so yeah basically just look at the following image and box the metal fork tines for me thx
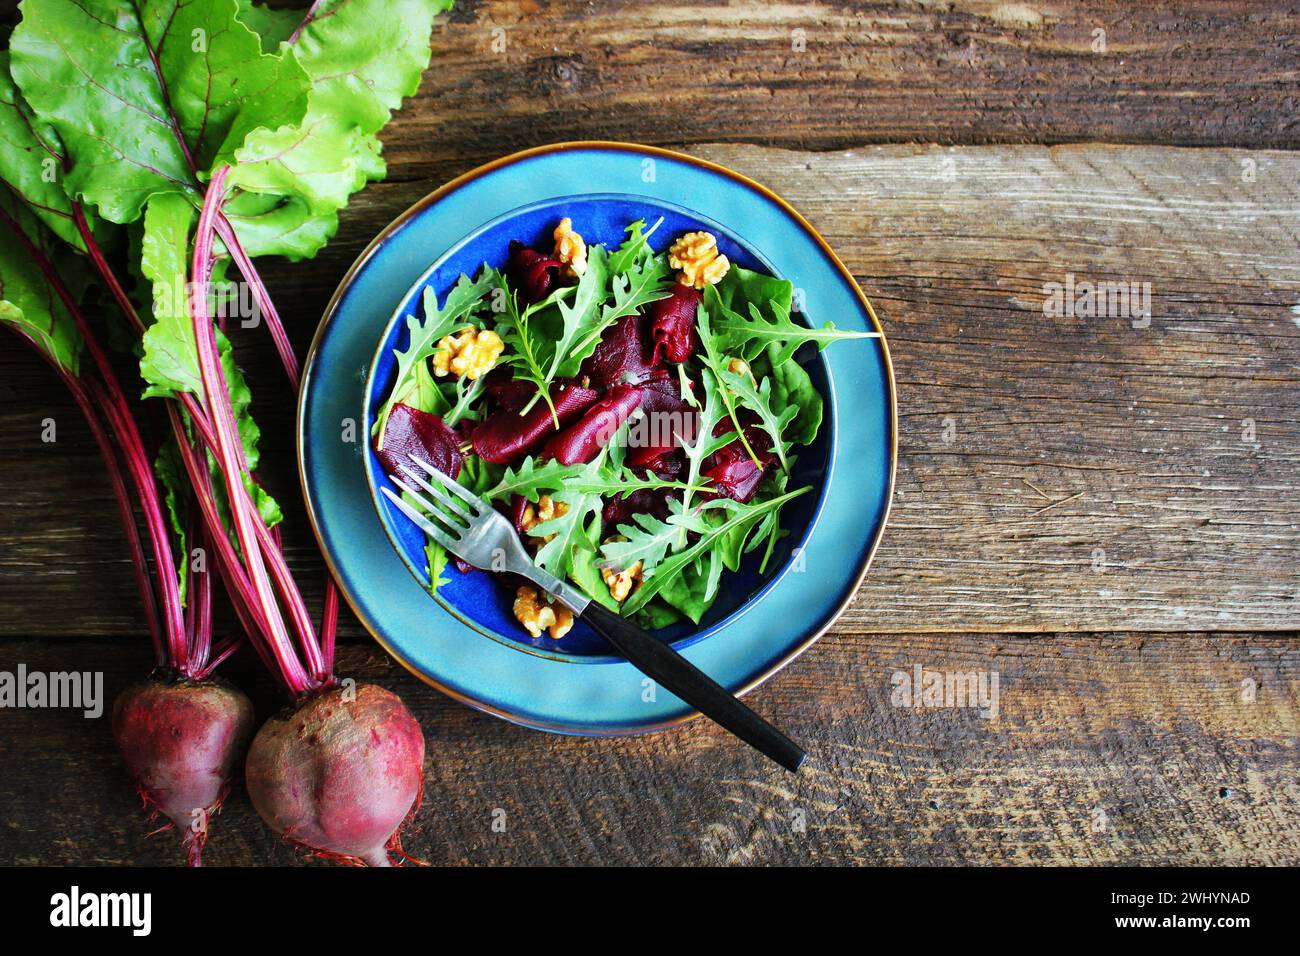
[380,456,589,613]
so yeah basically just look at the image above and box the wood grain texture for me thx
[0,632,1294,865]
[8,0,1291,156]
[386,0,1300,168]
[3,144,1297,634]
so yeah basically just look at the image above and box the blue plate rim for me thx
[295,141,899,734]
[360,191,840,663]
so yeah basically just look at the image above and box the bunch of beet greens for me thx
[0,0,453,866]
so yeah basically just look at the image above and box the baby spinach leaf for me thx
[760,343,822,446]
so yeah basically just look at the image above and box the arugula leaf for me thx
[529,484,602,583]
[607,216,663,275]
[484,456,585,504]
[569,548,621,611]
[562,250,672,374]
[374,269,495,439]
[719,365,797,470]
[705,284,877,366]
[0,187,83,373]
[620,487,813,616]
[547,243,611,380]
[10,0,311,223]
[600,503,709,578]
[678,366,729,520]
[697,304,761,467]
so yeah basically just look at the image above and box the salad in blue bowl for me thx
[365,198,875,660]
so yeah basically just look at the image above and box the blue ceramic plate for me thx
[298,143,896,734]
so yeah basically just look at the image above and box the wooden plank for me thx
[2,144,1297,635]
[4,0,1292,153]
[382,0,1300,168]
[0,631,1294,865]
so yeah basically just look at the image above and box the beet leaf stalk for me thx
[0,192,254,865]
[1,0,454,865]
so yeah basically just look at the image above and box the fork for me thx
[381,455,807,773]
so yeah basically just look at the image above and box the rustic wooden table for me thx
[1,1,1297,866]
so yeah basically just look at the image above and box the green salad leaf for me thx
[705,283,878,366]
[10,0,311,223]
[607,216,663,275]
[375,269,496,440]
[621,487,813,617]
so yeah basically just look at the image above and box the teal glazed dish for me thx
[298,143,897,734]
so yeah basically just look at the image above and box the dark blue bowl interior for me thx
[365,194,834,661]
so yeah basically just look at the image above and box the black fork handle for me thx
[581,603,807,773]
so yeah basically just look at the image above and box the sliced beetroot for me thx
[648,284,702,364]
[701,415,778,503]
[603,485,675,528]
[579,312,658,389]
[542,384,645,465]
[626,370,696,465]
[482,366,535,413]
[471,380,599,464]
[378,403,463,479]
[507,239,562,304]
[510,493,530,534]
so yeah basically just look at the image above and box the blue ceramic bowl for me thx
[299,143,895,734]
[363,197,834,660]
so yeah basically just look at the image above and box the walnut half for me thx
[668,231,730,289]
[513,585,574,640]
[432,325,504,381]
[553,217,588,277]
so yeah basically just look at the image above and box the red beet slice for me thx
[579,312,658,389]
[377,403,463,479]
[700,415,777,503]
[471,380,599,464]
[542,384,645,465]
[482,366,535,413]
[648,284,702,364]
[507,240,563,304]
[603,485,675,528]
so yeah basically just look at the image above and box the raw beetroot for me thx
[245,683,425,867]
[113,676,254,866]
